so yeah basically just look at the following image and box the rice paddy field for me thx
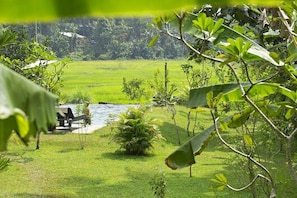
[60,59,215,104]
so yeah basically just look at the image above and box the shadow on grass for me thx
[46,130,71,135]
[11,193,65,198]
[100,151,154,161]
[56,167,242,197]
[4,151,34,164]
[159,121,190,146]
[58,148,84,153]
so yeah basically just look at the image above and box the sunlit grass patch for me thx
[60,59,194,104]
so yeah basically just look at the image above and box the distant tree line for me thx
[0,17,188,60]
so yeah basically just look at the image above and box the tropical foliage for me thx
[113,106,161,155]
[150,3,297,197]
[0,0,297,197]
[0,26,67,151]
[0,29,69,96]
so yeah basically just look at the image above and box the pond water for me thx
[60,104,138,128]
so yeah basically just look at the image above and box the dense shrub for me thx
[113,106,160,155]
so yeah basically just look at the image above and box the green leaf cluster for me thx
[219,38,254,61]
[122,77,145,100]
[113,106,161,155]
[192,13,224,42]
[150,170,167,198]
[211,174,227,191]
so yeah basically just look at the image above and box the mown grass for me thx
[0,106,236,197]
[1,106,295,197]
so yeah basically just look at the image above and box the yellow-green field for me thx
[60,59,200,104]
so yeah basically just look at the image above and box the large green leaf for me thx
[0,0,293,23]
[214,24,284,66]
[222,83,280,102]
[227,108,253,128]
[277,86,297,102]
[222,83,297,103]
[0,64,57,150]
[165,125,215,170]
[188,83,247,108]
[188,82,293,109]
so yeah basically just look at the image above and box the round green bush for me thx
[113,106,160,155]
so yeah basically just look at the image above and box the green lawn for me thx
[1,106,245,197]
[1,106,294,197]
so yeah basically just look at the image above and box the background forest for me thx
[0,17,188,60]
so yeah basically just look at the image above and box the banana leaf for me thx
[166,101,272,170]
[165,125,215,170]
[188,82,293,109]
[0,64,57,151]
[172,83,295,170]
[188,83,248,108]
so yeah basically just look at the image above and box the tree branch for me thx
[163,12,289,140]
[226,174,271,192]
[211,111,276,196]
[225,63,288,139]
